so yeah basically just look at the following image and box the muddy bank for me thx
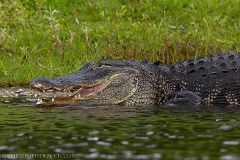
[0,87,52,98]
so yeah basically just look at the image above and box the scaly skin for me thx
[30,51,240,106]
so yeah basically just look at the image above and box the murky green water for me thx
[0,98,240,160]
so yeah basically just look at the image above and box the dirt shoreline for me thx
[0,87,46,98]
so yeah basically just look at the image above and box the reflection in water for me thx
[0,98,240,159]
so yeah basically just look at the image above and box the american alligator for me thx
[30,52,240,106]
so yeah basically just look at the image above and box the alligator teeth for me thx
[36,98,43,105]
[74,94,80,98]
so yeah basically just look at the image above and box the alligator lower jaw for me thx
[35,79,110,105]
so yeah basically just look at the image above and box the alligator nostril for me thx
[30,83,46,91]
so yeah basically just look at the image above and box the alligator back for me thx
[169,52,240,105]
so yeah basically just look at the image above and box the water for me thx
[0,98,240,160]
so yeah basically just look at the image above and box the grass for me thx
[0,0,240,86]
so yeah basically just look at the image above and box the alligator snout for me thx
[30,77,62,91]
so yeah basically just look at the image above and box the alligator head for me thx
[30,61,158,105]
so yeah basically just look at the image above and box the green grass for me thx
[0,0,240,86]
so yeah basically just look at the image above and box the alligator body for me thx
[30,52,240,106]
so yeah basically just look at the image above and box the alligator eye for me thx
[99,64,112,68]
[91,64,97,71]
[96,62,112,68]
[91,62,112,71]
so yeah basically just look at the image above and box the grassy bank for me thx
[0,0,240,86]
